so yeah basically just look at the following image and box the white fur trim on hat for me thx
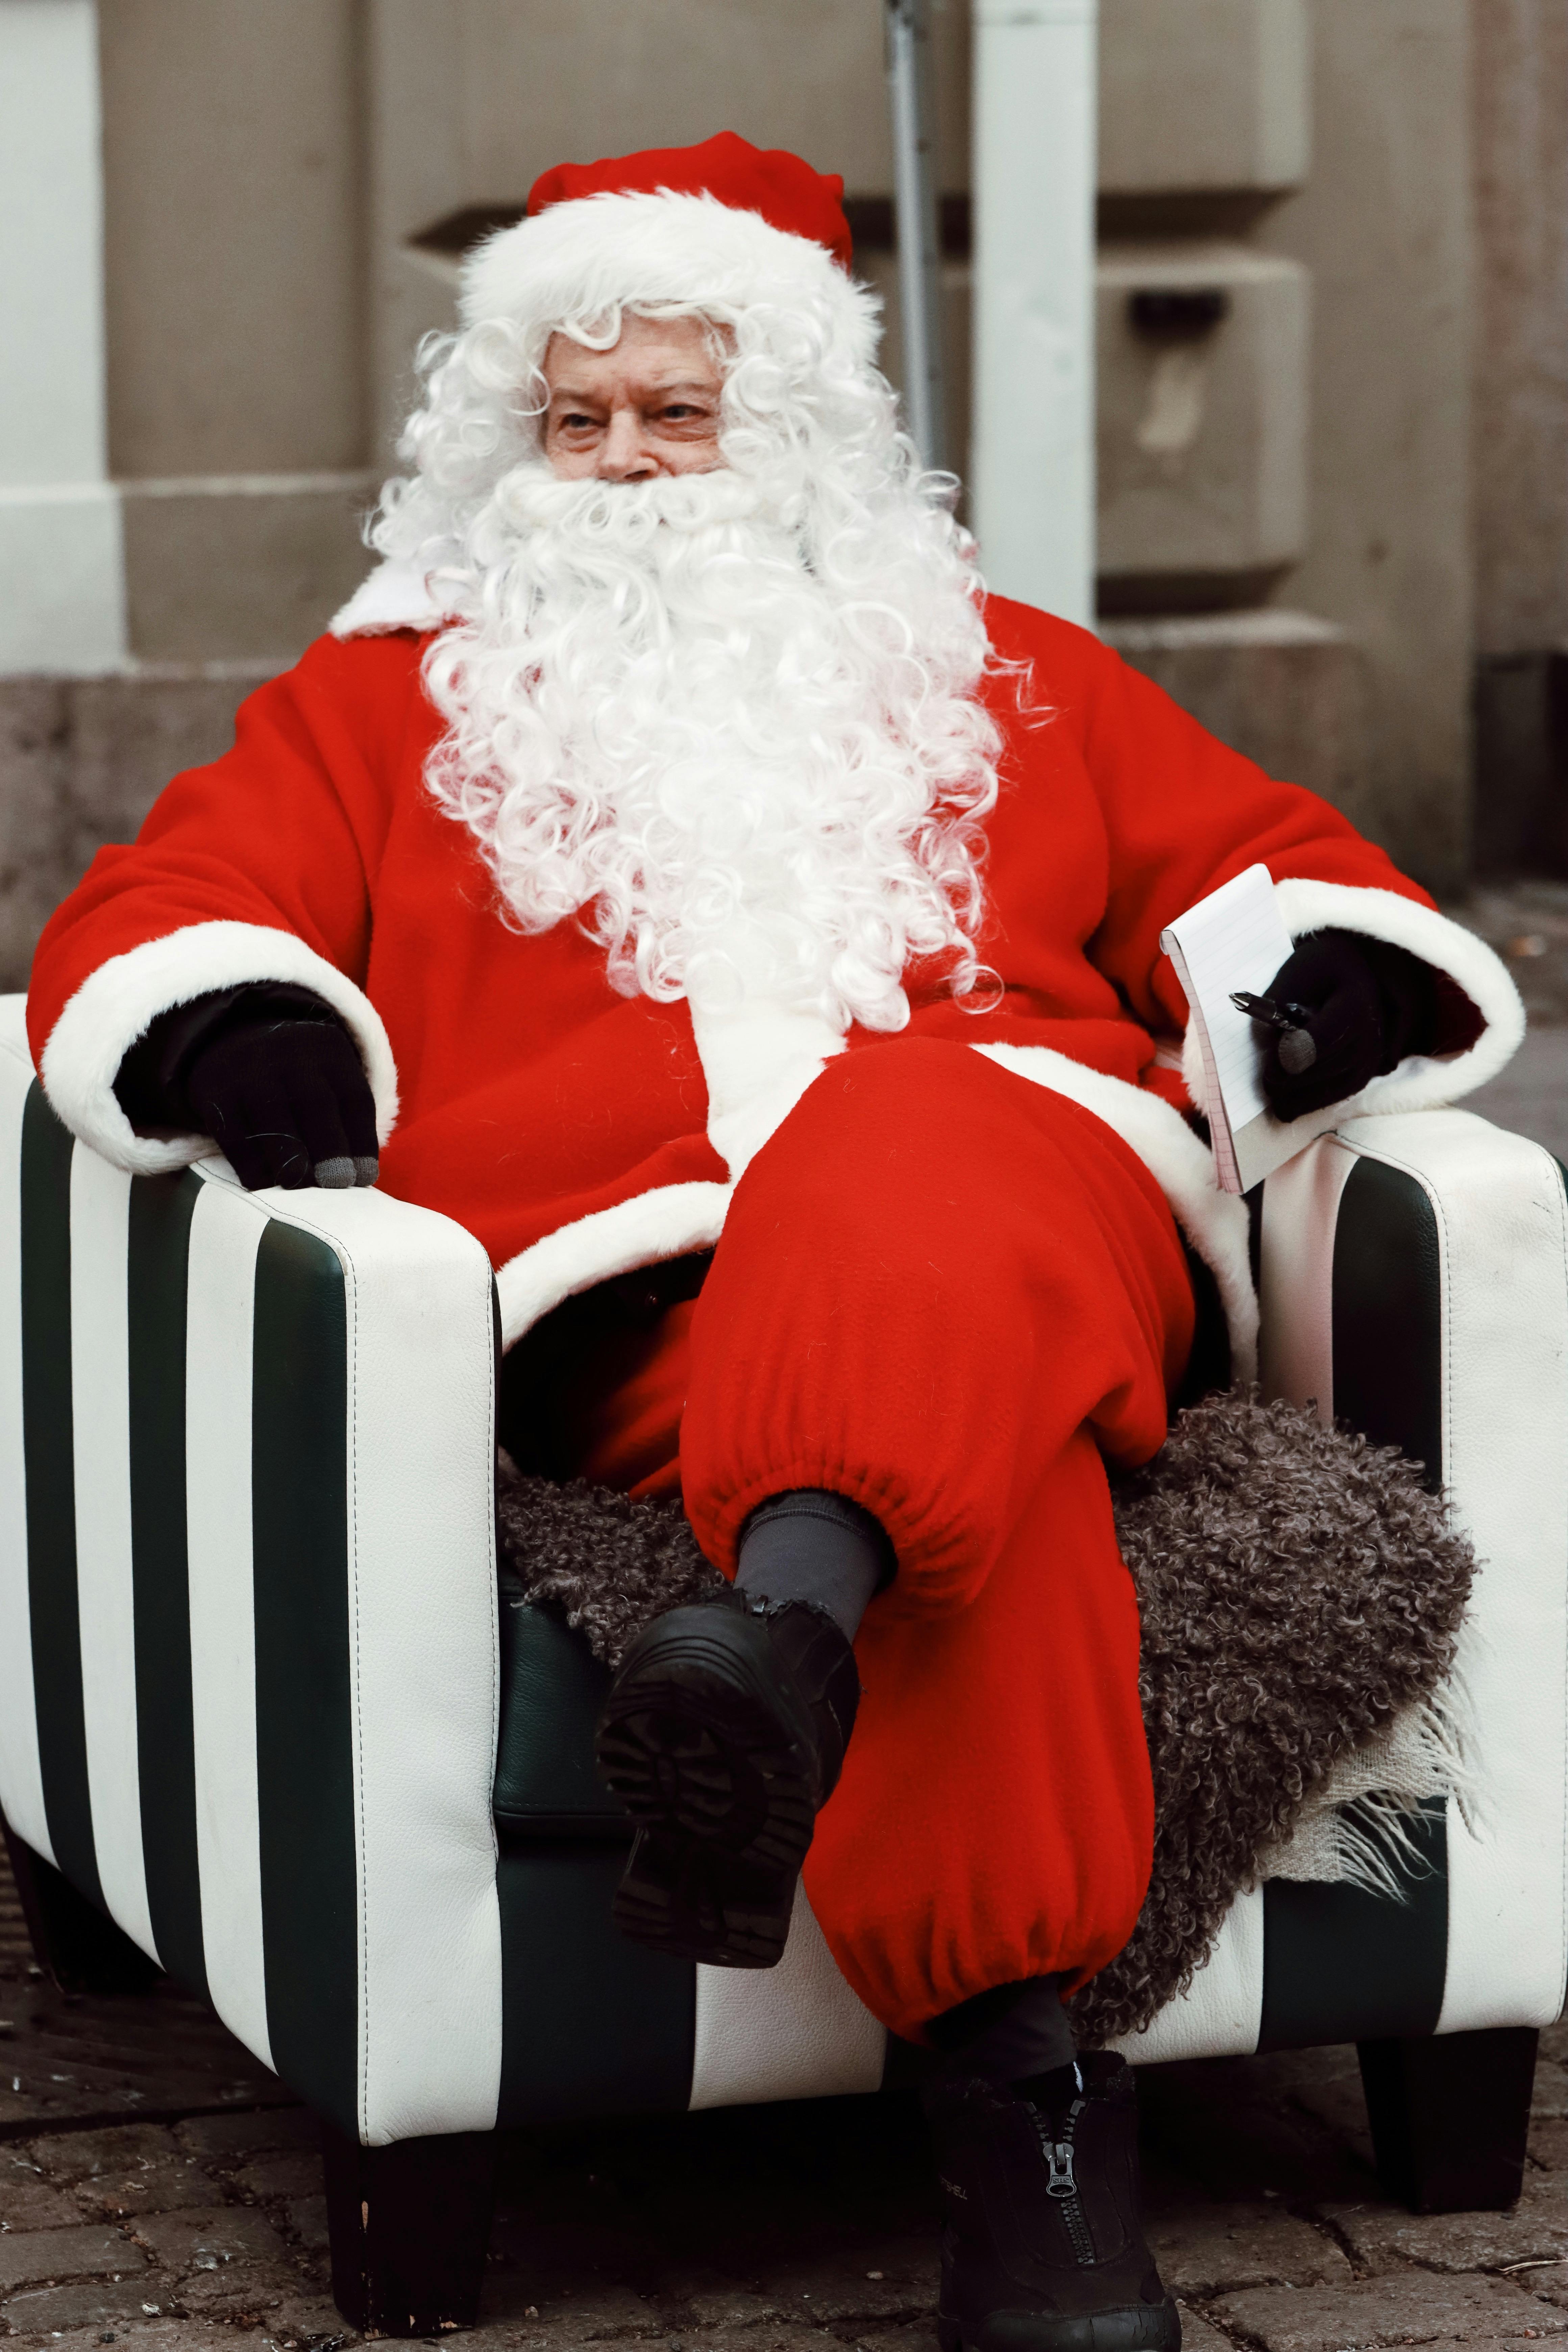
[40,921,400,1177]
[1179,880,1526,1125]
[971,1040,1260,1383]
[460,186,878,365]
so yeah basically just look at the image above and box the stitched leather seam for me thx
[1354,1131,1568,2016]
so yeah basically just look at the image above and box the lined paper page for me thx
[1161,863,1344,1194]
[1161,864,1293,1130]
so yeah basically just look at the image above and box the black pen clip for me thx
[1231,991,1318,1075]
[1231,990,1313,1032]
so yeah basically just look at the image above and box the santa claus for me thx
[27,136,1520,2352]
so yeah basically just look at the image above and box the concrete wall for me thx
[0,0,1521,984]
[0,1,125,674]
[1470,0,1568,873]
[1471,0,1568,661]
[1256,0,1474,888]
[98,0,373,664]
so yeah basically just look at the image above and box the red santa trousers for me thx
[675,1038,1197,2045]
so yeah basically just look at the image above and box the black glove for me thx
[1260,930,1437,1122]
[115,984,379,1192]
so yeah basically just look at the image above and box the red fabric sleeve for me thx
[26,630,428,1067]
[984,599,1433,1040]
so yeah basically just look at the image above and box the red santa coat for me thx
[27,594,1521,1381]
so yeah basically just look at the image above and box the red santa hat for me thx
[459,131,876,369]
[526,133,854,269]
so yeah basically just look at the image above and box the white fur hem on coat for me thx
[493,1046,1261,1383]
[39,920,400,1177]
[494,1180,733,1351]
[1180,880,1525,1121]
[971,1042,1260,1382]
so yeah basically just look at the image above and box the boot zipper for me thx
[1035,2094,1095,2267]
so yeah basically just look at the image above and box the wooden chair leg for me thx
[320,2115,498,2335]
[2,1820,160,1995]
[1358,2027,1537,2212]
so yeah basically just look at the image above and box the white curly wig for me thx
[358,188,1004,1033]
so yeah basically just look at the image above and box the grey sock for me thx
[735,1488,895,1642]
[927,1974,1077,2087]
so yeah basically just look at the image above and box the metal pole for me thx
[885,0,949,474]
[971,0,1098,623]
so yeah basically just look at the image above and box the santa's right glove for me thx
[1259,929,1437,1122]
[114,984,379,1193]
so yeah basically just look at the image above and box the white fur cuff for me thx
[1180,881,1526,1124]
[40,921,400,1177]
[494,1181,733,1351]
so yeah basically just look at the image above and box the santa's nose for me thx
[597,409,661,480]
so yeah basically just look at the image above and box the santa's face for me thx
[415,299,999,1031]
[541,315,726,481]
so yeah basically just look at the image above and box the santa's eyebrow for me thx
[643,379,718,400]
[547,377,716,406]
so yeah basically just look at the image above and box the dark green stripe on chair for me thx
[1257,1798,1449,2050]
[252,1219,359,2142]
[1257,1154,1452,2053]
[1332,1157,1443,1493]
[128,1170,206,1997]
[497,1846,695,2125]
[19,1085,101,1908]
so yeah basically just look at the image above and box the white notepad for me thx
[1160,863,1342,1194]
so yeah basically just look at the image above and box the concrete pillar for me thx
[0,0,126,675]
[970,0,1098,625]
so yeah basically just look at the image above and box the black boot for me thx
[595,1587,860,1967]
[925,2053,1180,2352]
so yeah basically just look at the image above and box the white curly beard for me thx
[419,462,1000,1033]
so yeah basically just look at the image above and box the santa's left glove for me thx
[114,983,379,1192]
[1260,929,1438,1122]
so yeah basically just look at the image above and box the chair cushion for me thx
[492,1390,1474,2054]
[494,1592,627,1836]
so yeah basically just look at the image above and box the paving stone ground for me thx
[2,885,1564,2352]
[8,1875,1568,2352]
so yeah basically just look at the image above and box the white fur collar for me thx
[330,561,450,639]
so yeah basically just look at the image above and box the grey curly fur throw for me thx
[494,1390,1475,2046]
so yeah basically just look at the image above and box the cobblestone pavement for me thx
[3,886,1566,2352]
[7,1848,1568,2352]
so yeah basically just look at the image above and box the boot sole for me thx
[597,1622,817,1968]
[937,2302,1182,2352]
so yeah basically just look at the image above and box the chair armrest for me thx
[1122,1108,1568,2064]
[0,999,503,2144]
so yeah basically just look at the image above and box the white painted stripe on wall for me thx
[185,1177,272,2070]
[690,1881,886,2109]
[0,1010,51,1859]
[0,2,127,672]
[971,0,1098,623]
[67,1147,155,1958]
